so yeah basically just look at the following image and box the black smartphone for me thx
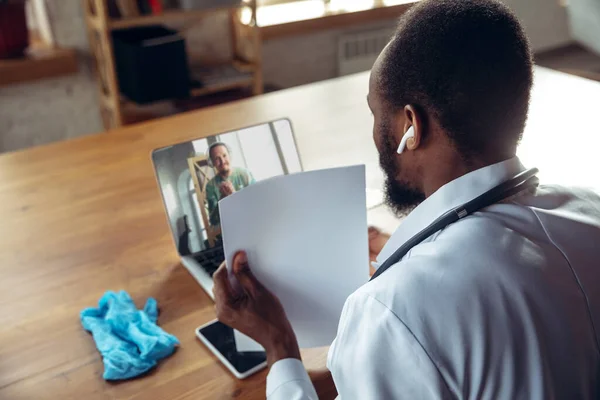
[196,319,267,379]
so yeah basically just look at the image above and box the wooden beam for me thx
[0,46,78,87]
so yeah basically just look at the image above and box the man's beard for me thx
[378,121,425,217]
[218,165,231,177]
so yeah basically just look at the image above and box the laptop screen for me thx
[152,119,302,257]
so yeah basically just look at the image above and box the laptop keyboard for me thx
[193,245,225,277]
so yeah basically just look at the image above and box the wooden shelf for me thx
[231,59,256,72]
[188,59,256,97]
[190,77,254,97]
[108,5,244,30]
[117,59,257,104]
[85,0,260,129]
[0,45,78,87]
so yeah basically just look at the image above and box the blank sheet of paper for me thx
[219,165,370,351]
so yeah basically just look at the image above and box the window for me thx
[257,0,303,5]
[254,0,327,26]
[253,0,413,28]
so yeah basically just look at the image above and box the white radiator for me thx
[337,28,394,76]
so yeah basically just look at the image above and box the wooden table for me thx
[1,67,599,400]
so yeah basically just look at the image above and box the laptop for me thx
[151,119,303,299]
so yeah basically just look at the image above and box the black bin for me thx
[112,26,190,104]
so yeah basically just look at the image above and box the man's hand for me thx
[368,227,390,276]
[219,181,235,197]
[212,251,301,366]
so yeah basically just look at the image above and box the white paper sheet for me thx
[219,165,370,352]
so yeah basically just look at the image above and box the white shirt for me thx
[266,157,600,399]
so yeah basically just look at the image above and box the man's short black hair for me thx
[379,0,533,161]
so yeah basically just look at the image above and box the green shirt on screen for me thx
[205,167,256,226]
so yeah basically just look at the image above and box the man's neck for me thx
[219,170,232,179]
[422,151,513,198]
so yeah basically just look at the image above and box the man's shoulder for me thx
[530,184,600,219]
[537,183,599,199]
[231,167,250,176]
[348,223,518,370]
[357,217,529,322]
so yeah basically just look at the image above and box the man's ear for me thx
[403,105,424,151]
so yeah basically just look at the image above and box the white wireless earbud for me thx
[397,126,415,154]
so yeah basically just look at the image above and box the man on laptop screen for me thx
[205,142,256,228]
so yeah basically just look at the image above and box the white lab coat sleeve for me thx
[266,358,319,400]
[327,292,453,400]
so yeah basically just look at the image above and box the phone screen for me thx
[199,321,267,373]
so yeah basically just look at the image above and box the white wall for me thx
[263,20,396,88]
[568,0,600,54]
[502,0,571,51]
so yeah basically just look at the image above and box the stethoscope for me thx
[370,167,540,281]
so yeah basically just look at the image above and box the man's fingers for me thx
[212,262,235,300]
[368,226,380,239]
[232,251,264,297]
[213,263,239,324]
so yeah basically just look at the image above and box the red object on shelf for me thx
[147,0,163,15]
[0,2,29,59]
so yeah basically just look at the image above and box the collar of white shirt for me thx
[374,156,526,268]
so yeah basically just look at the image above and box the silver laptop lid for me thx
[151,118,302,257]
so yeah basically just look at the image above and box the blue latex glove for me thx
[80,290,179,380]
